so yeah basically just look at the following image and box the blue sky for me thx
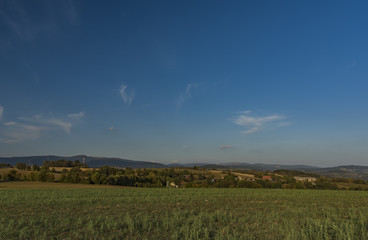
[1,0,368,166]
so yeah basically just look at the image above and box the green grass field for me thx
[1,182,368,240]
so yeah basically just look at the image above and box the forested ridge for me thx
[1,160,367,190]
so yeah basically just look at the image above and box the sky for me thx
[1,0,368,167]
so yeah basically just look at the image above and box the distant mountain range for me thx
[308,165,368,180]
[1,155,368,179]
[212,162,318,171]
[0,155,165,169]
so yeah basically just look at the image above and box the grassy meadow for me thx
[1,182,368,239]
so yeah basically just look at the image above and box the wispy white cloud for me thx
[0,122,43,144]
[20,114,73,134]
[62,0,78,24]
[140,103,154,109]
[4,121,16,126]
[0,1,34,41]
[233,111,290,135]
[120,85,135,105]
[49,119,72,134]
[276,121,292,128]
[67,111,85,120]
[177,83,198,108]
[0,106,3,120]
[0,0,79,42]
[239,110,251,114]
[346,60,357,70]
[23,60,40,84]
[0,112,84,143]
[220,145,232,150]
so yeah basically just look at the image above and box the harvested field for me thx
[1,183,368,239]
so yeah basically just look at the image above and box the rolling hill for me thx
[0,155,165,169]
[1,155,368,179]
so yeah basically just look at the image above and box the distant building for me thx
[294,177,317,182]
[262,176,272,180]
[183,175,191,180]
[169,182,178,188]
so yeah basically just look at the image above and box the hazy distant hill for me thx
[199,163,368,180]
[1,155,368,179]
[167,162,210,168]
[218,162,318,171]
[0,155,72,166]
[86,157,165,168]
[0,155,165,169]
[307,165,368,180]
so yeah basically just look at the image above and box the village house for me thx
[183,175,191,180]
[294,176,317,182]
[262,175,272,181]
[166,181,179,188]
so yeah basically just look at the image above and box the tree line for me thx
[1,161,367,190]
[43,159,88,168]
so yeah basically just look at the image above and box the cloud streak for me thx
[346,60,357,70]
[62,0,78,24]
[0,122,42,143]
[0,0,79,42]
[220,145,232,150]
[4,121,16,126]
[20,115,73,134]
[68,111,85,120]
[233,111,290,135]
[177,83,197,108]
[0,111,84,143]
[0,1,34,41]
[120,85,135,105]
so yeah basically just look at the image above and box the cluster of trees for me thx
[273,169,319,178]
[0,163,11,168]
[55,166,342,190]
[0,167,54,182]
[328,177,367,185]
[43,159,88,168]
[58,167,181,187]
[1,160,367,191]
[13,163,41,171]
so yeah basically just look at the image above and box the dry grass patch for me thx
[52,167,91,172]
[209,170,255,179]
[0,181,132,189]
